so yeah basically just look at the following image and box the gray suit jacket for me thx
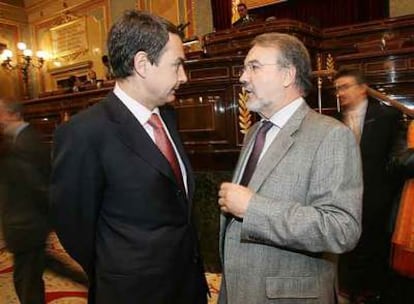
[219,102,363,304]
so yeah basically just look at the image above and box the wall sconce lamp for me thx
[1,42,48,98]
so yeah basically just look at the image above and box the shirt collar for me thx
[113,83,160,125]
[4,121,28,138]
[266,97,304,128]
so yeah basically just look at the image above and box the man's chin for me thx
[246,99,262,113]
[338,99,349,107]
[165,95,176,103]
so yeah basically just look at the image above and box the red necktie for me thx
[148,113,184,188]
[239,120,273,186]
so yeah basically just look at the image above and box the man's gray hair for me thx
[252,32,313,96]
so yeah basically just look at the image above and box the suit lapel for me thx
[103,93,182,190]
[232,123,261,184]
[360,99,379,147]
[249,102,310,191]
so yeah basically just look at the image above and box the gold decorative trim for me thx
[57,50,88,63]
[48,60,92,75]
[238,89,252,134]
[51,12,79,27]
[50,16,88,59]
[326,53,335,80]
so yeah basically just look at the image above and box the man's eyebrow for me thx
[245,59,260,64]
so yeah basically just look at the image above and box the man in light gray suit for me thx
[218,33,363,303]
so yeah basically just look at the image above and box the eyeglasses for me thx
[239,61,280,76]
[335,83,359,93]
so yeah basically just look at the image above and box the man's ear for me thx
[133,51,149,78]
[283,65,296,88]
[360,83,368,94]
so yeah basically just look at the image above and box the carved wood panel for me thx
[22,15,414,170]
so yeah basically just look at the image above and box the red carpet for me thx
[0,233,220,303]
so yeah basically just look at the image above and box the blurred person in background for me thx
[233,2,256,28]
[334,68,403,304]
[0,98,50,304]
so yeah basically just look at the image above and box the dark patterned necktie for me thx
[148,113,184,188]
[239,120,273,186]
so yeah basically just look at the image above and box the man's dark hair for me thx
[107,10,180,79]
[237,3,247,9]
[334,68,367,85]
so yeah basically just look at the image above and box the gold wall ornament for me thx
[50,17,87,59]
[238,89,252,134]
[51,11,78,27]
[312,53,337,113]
[326,53,335,81]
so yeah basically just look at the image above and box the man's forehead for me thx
[335,76,356,84]
[245,46,276,62]
[164,34,184,55]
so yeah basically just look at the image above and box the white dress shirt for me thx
[113,84,188,192]
[259,97,304,162]
[343,99,368,142]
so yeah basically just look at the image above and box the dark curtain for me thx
[211,0,389,30]
[359,0,389,23]
[252,0,388,28]
[211,0,232,31]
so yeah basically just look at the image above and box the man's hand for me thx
[218,182,253,218]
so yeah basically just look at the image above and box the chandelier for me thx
[1,42,48,98]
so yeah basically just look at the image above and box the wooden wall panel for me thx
[22,14,414,170]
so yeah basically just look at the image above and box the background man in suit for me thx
[0,99,50,304]
[217,33,363,304]
[51,10,208,304]
[233,2,256,27]
[334,68,403,304]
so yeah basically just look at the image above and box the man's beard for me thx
[246,97,272,113]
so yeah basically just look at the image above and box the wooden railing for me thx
[367,87,414,118]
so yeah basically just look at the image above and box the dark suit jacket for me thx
[51,92,208,304]
[0,125,50,253]
[338,98,402,240]
[336,98,404,294]
[232,14,256,27]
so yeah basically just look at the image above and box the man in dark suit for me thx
[0,99,50,304]
[334,68,403,303]
[50,10,208,304]
[232,3,256,28]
